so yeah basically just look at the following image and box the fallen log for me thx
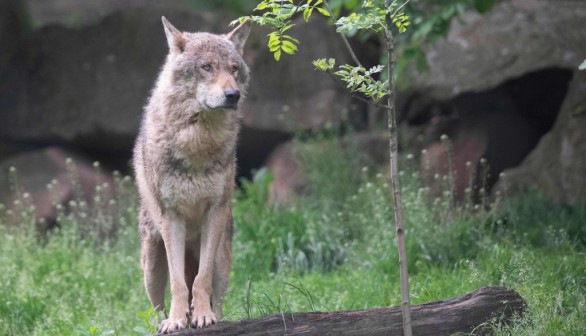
[155,286,525,336]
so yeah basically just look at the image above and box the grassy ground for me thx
[0,137,584,335]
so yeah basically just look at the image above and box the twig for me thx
[322,0,377,83]
[324,70,389,109]
[288,0,305,20]
[391,0,411,19]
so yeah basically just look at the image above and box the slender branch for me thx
[391,0,411,19]
[322,0,377,83]
[324,70,389,109]
[288,0,305,20]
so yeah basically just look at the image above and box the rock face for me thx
[416,68,573,200]
[0,9,363,144]
[495,71,586,205]
[241,16,361,132]
[0,0,29,134]
[0,6,368,182]
[0,147,114,229]
[411,0,586,99]
[0,10,229,149]
[407,0,586,202]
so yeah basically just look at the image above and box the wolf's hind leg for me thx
[140,209,168,312]
[212,224,232,319]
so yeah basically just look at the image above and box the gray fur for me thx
[133,17,251,333]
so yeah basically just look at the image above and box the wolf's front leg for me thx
[159,215,190,333]
[191,204,230,328]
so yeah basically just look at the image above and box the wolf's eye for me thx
[202,64,213,72]
[231,66,239,74]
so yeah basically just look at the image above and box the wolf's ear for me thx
[162,16,186,53]
[226,20,252,56]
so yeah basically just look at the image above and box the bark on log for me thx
[155,286,525,336]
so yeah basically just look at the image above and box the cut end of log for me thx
[153,286,525,336]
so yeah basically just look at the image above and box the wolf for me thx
[132,16,251,333]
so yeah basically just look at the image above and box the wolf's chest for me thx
[154,117,237,215]
[159,166,227,217]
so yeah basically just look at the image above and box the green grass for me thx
[0,138,584,335]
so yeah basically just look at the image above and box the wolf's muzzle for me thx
[224,89,240,106]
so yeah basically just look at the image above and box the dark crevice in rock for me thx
[238,126,291,182]
[73,131,136,173]
[409,67,573,200]
[63,125,291,182]
[1,125,292,192]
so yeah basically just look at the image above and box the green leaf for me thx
[273,49,282,61]
[281,40,298,54]
[280,24,294,33]
[268,36,280,45]
[282,35,300,44]
[268,32,281,51]
[268,38,281,51]
[268,39,281,48]
[268,31,278,41]
[254,2,270,11]
[303,7,313,21]
[316,7,330,17]
[313,58,336,71]
[580,59,586,70]
[268,37,281,47]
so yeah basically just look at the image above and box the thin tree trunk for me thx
[384,1,412,335]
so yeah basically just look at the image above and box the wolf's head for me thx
[160,17,251,111]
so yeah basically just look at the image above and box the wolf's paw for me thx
[190,308,217,328]
[158,315,188,334]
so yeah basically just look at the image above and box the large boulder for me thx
[0,9,367,144]
[241,16,362,132]
[416,68,572,200]
[0,7,369,179]
[0,147,115,229]
[0,0,29,130]
[24,0,196,28]
[495,71,586,205]
[0,0,28,63]
[405,0,586,201]
[411,0,586,98]
[0,9,228,149]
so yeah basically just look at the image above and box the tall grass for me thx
[0,137,584,335]
[0,167,148,336]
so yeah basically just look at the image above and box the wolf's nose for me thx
[224,89,240,104]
